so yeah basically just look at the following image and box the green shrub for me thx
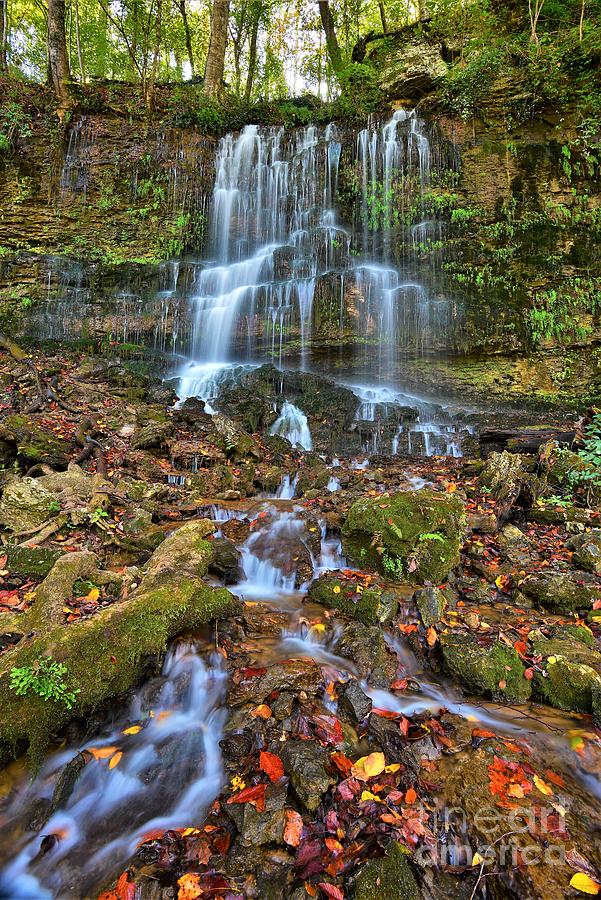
[10,657,80,710]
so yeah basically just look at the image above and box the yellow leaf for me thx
[178,872,202,900]
[86,587,100,601]
[472,852,484,867]
[109,751,122,769]
[310,623,327,635]
[547,656,557,665]
[533,774,553,796]
[384,763,401,773]
[88,746,119,760]
[332,585,341,594]
[123,725,142,736]
[182,828,199,837]
[351,752,386,780]
[360,790,382,802]
[570,873,601,895]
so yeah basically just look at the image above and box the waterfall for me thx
[270,401,312,450]
[0,643,227,899]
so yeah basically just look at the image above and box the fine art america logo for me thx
[413,802,567,870]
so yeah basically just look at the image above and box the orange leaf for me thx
[426,626,437,647]
[109,751,123,769]
[405,787,417,804]
[250,704,272,719]
[283,809,303,847]
[351,752,386,781]
[177,873,202,900]
[260,750,284,782]
[88,746,119,760]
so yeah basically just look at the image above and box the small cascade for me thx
[0,643,226,899]
[176,361,257,409]
[270,401,312,450]
[327,476,341,492]
[276,473,299,499]
[234,508,310,598]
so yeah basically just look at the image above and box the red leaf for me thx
[330,752,353,776]
[260,750,284,782]
[226,784,267,809]
[318,884,344,900]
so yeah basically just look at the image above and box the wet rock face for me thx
[0,477,60,532]
[341,489,466,584]
[215,364,359,451]
[414,586,446,627]
[440,632,531,703]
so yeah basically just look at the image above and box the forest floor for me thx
[0,344,600,900]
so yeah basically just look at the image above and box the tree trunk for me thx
[146,0,162,108]
[579,0,585,41]
[528,0,545,44]
[47,0,71,108]
[204,0,229,97]
[244,2,261,103]
[378,0,388,33]
[74,0,85,81]
[0,0,8,70]
[178,0,194,77]
[318,0,343,76]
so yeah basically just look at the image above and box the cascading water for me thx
[0,642,227,900]
[269,401,313,450]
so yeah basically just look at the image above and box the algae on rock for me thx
[440,632,531,703]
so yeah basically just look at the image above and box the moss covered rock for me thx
[568,530,601,575]
[0,477,60,533]
[534,657,601,713]
[308,574,398,625]
[519,572,599,614]
[440,632,531,703]
[341,490,465,583]
[4,544,62,577]
[4,415,71,469]
[0,521,242,759]
[353,842,420,900]
[415,586,447,627]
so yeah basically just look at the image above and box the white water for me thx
[269,401,312,450]
[0,643,227,899]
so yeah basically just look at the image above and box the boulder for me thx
[440,633,531,703]
[226,779,287,846]
[3,415,70,469]
[519,572,599,614]
[0,477,60,533]
[338,622,396,686]
[209,537,244,584]
[4,544,62,578]
[415,586,446,627]
[532,637,601,713]
[567,530,601,574]
[131,420,174,450]
[280,740,336,812]
[341,490,465,583]
[308,574,398,625]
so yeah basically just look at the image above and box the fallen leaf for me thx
[318,883,344,900]
[283,809,303,847]
[405,787,417,804]
[351,752,386,781]
[88,746,119,760]
[533,774,553,796]
[260,750,284,782]
[570,873,601,895]
[251,704,272,719]
[177,872,202,900]
[109,751,123,769]
[123,725,142,736]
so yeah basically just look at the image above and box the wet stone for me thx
[226,779,288,846]
[280,740,336,812]
[568,529,601,575]
[519,571,600,614]
[229,659,321,707]
[339,681,373,723]
[415,586,446,627]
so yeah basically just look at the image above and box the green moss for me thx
[520,573,599,614]
[4,415,71,468]
[535,657,601,713]
[308,576,398,625]
[341,490,465,584]
[0,578,240,761]
[551,624,596,648]
[4,545,62,577]
[354,842,420,900]
[440,633,531,703]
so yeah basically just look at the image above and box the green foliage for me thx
[0,101,33,154]
[336,63,384,121]
[382,550,405,580]
[527,280,601,346]
[440,45,505,119]
[580,414,601,467]
[10,658,80,710]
